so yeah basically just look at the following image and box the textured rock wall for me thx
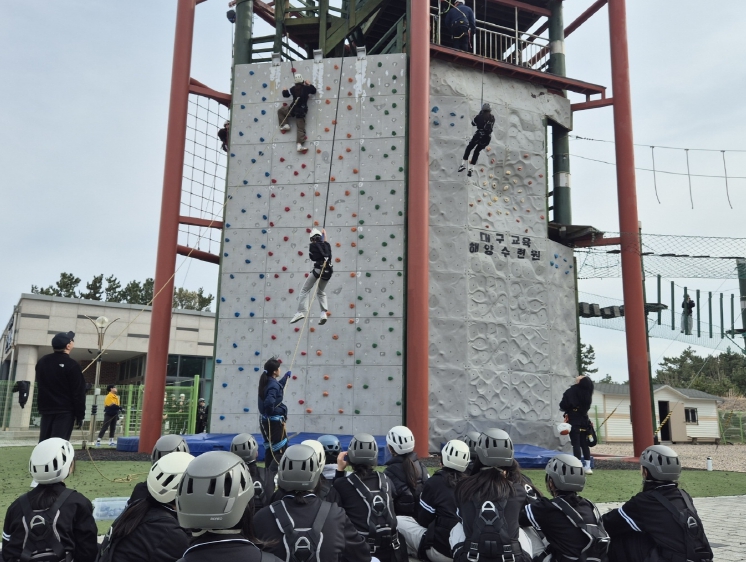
[428,59,577,450]
[212,54,407,436]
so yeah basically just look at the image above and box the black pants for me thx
[97,413,117,439]
[570,422,591,461]
[39,412,75,442]
[260,417,287,497]
[463,135,489,165]
[450,34,470,52]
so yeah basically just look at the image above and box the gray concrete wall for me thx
[428,60,577,450]
[213,54,407,436]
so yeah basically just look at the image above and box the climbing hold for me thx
[238,367,244,371]
[355,409,360,414]
[299,399,305,405]
[356,360,361,364]
[347,351,354,356]
[234,312,240,317]
[431,107,439,113]
[332,334,339,340]
[325,100,331,105]
[348,319,355,324]
[265,296,271,301]
[262,83,267,88]
[330,177,335,182]
[222,382,227,387]
[216,359,223,364]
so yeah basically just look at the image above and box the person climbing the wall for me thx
[277,73,317,153]
[258,357,291,500]
[444,0,476,52]
[217,120,229,152]
[290,228,332,325]
[458,103,494,177]
[681,294,695,336]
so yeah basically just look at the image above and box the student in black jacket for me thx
[35,331,86,441]
[332,434,404,561]
[128,434,191,505]
[397,439,470,561]
[559,375,595,473]
[2,439,98,562]
[384,425,430,517]
[254,444,371,561]
[98,452,193,562]
[450,429,533,562]
[602,445,713,562]
[290,228,333,326]
[458,104,495,176]
[277,73,316,151]
[520,454,609,562]
[230,433,268,510]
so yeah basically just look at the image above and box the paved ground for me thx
[594,442,746,473]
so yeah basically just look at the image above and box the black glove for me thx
[75,418,83,430]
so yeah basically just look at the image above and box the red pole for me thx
[139,0,196,453]
[608,0,653,456]
[406,0,430,456]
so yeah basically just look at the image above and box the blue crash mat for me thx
[118,434,559,467]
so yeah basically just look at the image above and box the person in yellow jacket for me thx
[96,385,121,447]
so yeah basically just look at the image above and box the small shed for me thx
[590,383,723,444]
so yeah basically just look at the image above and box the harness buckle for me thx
[466,543,480,562]
[367,538,378,553]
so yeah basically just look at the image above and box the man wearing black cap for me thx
[35,331,87,441]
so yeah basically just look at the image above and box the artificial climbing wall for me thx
[211,54,407,437]
[428,59,578,450]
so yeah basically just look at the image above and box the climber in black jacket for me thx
[290,228,333,325]
[458,103,495,176]
[384,425,430,517]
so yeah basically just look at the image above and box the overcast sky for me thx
[2,1,745,381]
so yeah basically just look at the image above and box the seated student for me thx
[450,429,533,562]
[461,431,480,475]
[230,433,268,510]
[397,439,470,562]
[176,451,281,562]
[520,454,609,562]
[318,433,341,481]
[300,439,339,502]
[2,438,98,562]
[384,425,430,517]
[254,444,371,561]
[128,434,190,505]
[98,452,193,562]
[332,433,405,562]
[602,445,713,562]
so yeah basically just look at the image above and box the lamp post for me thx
[85,316,119,446]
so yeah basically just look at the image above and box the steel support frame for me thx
[608,0,653,456]
[407,0,430,457]
[139,0,197,453]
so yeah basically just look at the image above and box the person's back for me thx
[602,445,712,562]
[181,534,270,562]
[2,439,97,562]
[384,426,429,517]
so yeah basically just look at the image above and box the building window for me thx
[685,408,698,424]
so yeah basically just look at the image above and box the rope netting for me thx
[575,232,746,279]
[179,94,230,254]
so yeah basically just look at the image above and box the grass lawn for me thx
[2,447,745,534]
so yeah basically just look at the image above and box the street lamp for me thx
[85,315,119,446]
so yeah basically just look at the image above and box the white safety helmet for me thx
[301,439,325,468]
[386,425,415,455]
[442,439,470,472]
[294,73,304,84]
[147,451,195,504]
[309,228,322,240]
[29,438,75,484]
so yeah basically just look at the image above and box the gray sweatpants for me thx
[397,516,453,562]
[296,272,328,314]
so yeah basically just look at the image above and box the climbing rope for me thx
[76,426,149,482]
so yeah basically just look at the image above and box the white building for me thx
[1,293,215,431]
[590,382,723,443]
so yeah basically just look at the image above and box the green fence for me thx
[719,411,746,444]
[1,377,200,437]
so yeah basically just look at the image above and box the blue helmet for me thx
[317,434,341,463]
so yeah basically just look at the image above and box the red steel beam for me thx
[177,245,221,264]
[407,0,430,457]
[179,215,224,230]
[189,78,231,107]
[571,97,614,112]
[608,0,653,456]
[139,0,196,454]
[489,0,551,17]
[572,236,621,248]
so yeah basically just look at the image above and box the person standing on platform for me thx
[258,357,291,499]
[681,294,695,335]
[560,375,595,474]
[35,331,86,442]
[277,73,316,153]
[444,0,476,52]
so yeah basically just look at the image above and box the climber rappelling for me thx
[277,73,316,153]
[290,228,333,325]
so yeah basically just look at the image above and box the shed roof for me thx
[593,382,723,402]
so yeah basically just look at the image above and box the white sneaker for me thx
[457,164,466,173]
[297,143,305,152]
[319,311,328,325]
[109,439,116,447]
[281,124,291,132]
[584,460,593,475]
[290,312,305,324]
[95,439,101,448]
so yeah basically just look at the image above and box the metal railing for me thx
[430,7,550,71]
[720,411,746,444]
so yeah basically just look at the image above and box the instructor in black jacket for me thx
[559,374,595,473]
[35,331,86,441]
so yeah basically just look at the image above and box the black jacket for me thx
[247,463,268,511]
[559,384,592,425]
[258,374,289,418]
[2,483,98,562]
[182,533,281,562]
[309,241,332,270]
[444,3,476,36]
[383,452,430,517]
[254,494,371,561]
[416,468,462,558]
[106,501,188,562]
[127,481,149,505]
[282,83,317,116]
[35,351,87,421]
[602,482,712,562]
[682,299,695,316]
[471,112,495,139]
[520,494,602,561]
[452,480,532,562]
[217,127,228,152]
